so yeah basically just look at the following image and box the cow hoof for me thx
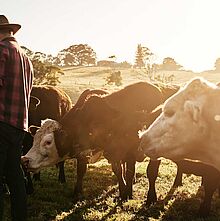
[3,184,10,195]
[33,173,41,181]
[197,212,209,218]
[146,191,157,207]
[198,208,209,218]
[113,197,126,204]
[25,186,34,195]
[72,189,83,200]
[58,178,66,183]
[145,197,157,207]
[125,193,133,200]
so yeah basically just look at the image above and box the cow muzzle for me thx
[139,135,158,159]
[21,156,29,169]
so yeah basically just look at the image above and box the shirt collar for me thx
[1,36,17,42]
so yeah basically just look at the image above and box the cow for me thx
[22,88,108,196]
[139,82,220,217]
[138,77,220,216]
[25,85,72,185]
[22,82,163,200]
[29,85,72,127]
[139,77,220,172]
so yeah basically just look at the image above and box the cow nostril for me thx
[21,156,30,167]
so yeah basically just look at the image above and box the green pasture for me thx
[4,67,220,221]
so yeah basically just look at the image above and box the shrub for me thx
[105,71,122,86]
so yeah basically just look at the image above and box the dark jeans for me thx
[0,122,27,221]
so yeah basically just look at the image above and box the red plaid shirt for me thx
[0,37,33,131]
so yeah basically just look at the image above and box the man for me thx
[0,15,33,221]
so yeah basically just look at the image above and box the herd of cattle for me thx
[17,77,220,218]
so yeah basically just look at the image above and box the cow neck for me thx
[103,93,122,112]
[54,126,74,159]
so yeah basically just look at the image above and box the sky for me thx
[2,0,220,72]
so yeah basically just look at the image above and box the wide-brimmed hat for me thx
[0,15,21,34]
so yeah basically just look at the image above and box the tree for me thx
[97,60,116,67]
[32,59,63,86]
[43,65,64,86]
[57,44,97,66]
[31,59,48,85]
[118,61,132,68]
[21,46,64,85]
[160,57,183,71]
[105,71,122,86]
[214,58,220,71]
[134,44,153,68]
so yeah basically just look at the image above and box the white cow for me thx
[139,77,220,171]
[22,119,102,173]
[22,119,62,172]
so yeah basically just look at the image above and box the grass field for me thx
[58,67,220,103]
[4,67,220,221]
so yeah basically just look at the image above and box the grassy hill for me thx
[58,66,220,103]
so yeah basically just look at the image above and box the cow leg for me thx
[24,172,34,195]
[198,176,216,217]
[201,177,204,186]
[173,161,183,187]
[2,177,9,194]
[57,161,66,183]
[73,157,87,197]
[146,159,161,206]
[33,172,41,181]
[125,160,136,199]
[111,161,127,200]
[21,132,35,192]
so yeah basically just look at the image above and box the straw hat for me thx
[0,15,21,34]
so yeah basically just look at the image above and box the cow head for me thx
[139,77,220,162]
[22,119,65,173]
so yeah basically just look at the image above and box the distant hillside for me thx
[58,66,220,102]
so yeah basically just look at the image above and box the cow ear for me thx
[184,100,201,122]
[28,125,40,136]
[54,129,68,157]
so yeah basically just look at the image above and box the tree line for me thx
[22,43,220,86]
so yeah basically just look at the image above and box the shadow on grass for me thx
[25,163,117,221]
[59,187,121,221]
[130,186,177,221]
[131,185,220,221]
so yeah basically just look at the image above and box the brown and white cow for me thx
[22,89,108,195]
[29,85,72,182]
[139,77,220,172]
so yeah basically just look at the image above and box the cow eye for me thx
[45,140,52,145]
[164,109,175,117]
[42,153,49,158]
